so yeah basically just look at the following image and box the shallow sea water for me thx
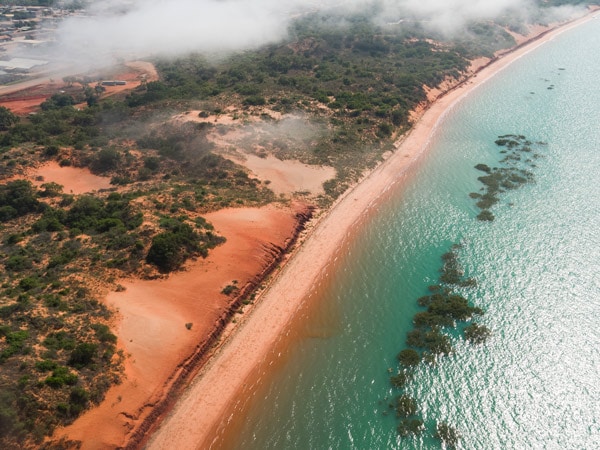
[216,17,600,450]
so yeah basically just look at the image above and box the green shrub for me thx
[5,255,32,272]
[243,95,267,106]
[146,220,222,272]
[0,180,42,221]
[0,330,29,362]
[43,332,76,351]
[35,360,57,372]
[69,387,89,411]
[92,324,117,344]
[43,145,60,157]
[68,343,97,368]
[18,277,40,291]
[90,147,120,174]
[0,106,19,131]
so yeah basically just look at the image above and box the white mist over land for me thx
[35,0,589,68]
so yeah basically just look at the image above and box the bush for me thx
[43,145,60,157]
[143,156,160,171]
[5,255,32,272]
[146,220,222,272]
[69,387,89,409]
[41,93,75,110]
[0,106,19,131]
[90,147,120,174]
[18,277,40,291]
[146,231,187,272]
[68,343,97,368]
[92,324,117,344]
[0,391,18,436]
[0,330,29,362]
[43,331,76,351]
[35,360,58,372]
[243,95,267,106]
[0,180,42,221]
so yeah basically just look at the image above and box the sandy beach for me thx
[145,11,598,450]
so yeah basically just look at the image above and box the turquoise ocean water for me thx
[216,18,600,449]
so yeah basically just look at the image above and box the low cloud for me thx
[25,0,591,69]
[47,0,302,67]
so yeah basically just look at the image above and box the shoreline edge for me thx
[144,10,598,450]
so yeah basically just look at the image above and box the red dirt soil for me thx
[0,61,159,115]
[53,202,310,449]
[31,161,112,194]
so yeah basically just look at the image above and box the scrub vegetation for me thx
[125,14,476,200]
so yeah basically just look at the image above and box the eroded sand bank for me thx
[55,203,309,448]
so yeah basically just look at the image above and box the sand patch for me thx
[56,203,305,449]
[31,161,112,194]
[0,95,51,115]
[232,153,335,196]
[171,110,334,196]
[172,108,283,126]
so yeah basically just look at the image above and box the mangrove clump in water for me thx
[471,134,546,221]
[387,244,490,445]
[435,421,461,449]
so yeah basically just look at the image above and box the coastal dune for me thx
[146,11,598,450]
